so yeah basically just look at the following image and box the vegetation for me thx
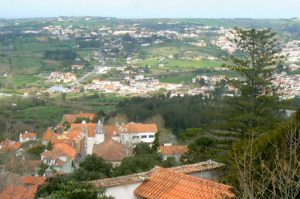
[228,109,300,198]
[223,28,284,135]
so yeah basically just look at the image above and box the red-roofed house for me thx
[19,131,37,143]
[119,122,158,148]
[159,144,188,161]
[0,140,22,153]
[41,143,76,174]
[21,176,47,187]
[93,139,127,166]
[0,185,39,199]
[91,160,231,199]
[0,176,46,199]
[62,112,96,124]
[134,167,234,199]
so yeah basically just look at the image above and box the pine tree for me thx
[224,28,284,135]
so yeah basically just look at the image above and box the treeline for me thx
[43,49,78,61]
[113,94,225,135]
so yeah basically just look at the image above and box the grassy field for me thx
[159,73,196,83]
[137,58,222,69]
[11,56,43,75]
[0,56,11,74]
[13,75,42,88]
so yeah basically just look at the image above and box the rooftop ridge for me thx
[91,160,223,188]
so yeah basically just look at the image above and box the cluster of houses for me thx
[0,112,189,175]
[2,111,214,198]
[84,79,182,96]
[272,73,300,99]
[47,72,77,83]
[282,40,300,63]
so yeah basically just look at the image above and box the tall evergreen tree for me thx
[224,28,284,135]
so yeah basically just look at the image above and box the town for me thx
[0,112,234,198]
[0,15,300,199]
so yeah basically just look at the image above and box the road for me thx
[72,48,105,85]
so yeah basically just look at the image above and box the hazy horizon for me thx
[0,0,299,19]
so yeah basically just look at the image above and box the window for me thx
[148,135,154,138]
[141,135,147,139]
[133,136,139,139]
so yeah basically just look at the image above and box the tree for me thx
[113,154,161,177]
[41,181,113,199]
[74,155,112,181]
[133,143,154,156]
[181,137,216,164]
[223,28,284,135]
[229,110,300,198]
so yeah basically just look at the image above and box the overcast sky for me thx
[0,0,299,19]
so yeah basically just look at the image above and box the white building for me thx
[118,123,158,148]
[91,160,226,199]
[19,131,37,143]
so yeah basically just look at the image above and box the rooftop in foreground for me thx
[91,160,223,188]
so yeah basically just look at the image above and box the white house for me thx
[159,144,188,161]
[41,143,76,174]
[19,131,37,143]
[91,160,227,199]
[119,123,158,148]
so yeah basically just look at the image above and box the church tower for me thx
[95,119,105,144]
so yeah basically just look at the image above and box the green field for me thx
[11,56,42,74]
[137,58,222,69]
[159,73,196,83]
[13,75,42,88]
[0,56,11,74]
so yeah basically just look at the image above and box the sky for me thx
[0,0,299,19]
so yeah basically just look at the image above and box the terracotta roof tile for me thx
[66,129,84,141]
[63,112,95,123]
[104,125,120,139]
[170,160,224,174]
[43,128,54,141]
[0,140,22,152]
[134,167,234,199]
[122,123,158,133]
[0,185,38,199]
[54,143,76,160]
[92,170,150,188]
[20,132,37,138]
[21,176,47,186]
[93,139,127,162]
[87,123,97,137]
[70,122,97,137]
[159,145,188,155]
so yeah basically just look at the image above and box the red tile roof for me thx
[134,167,234,199]
[122,123,158,134]
[170,160,224,174]
[104,125,120,139]
[66,129,84,141]
[0,185,38,199]
[63,112,95,123]
[92,170,150,188]
[21,176,47,186]
[54,143,76,160]
[93,139,127,162]
[20,132,37,138]
[159,145,188,155]
[0,140,21,152]
[87,123,97,137]
[43,128,54,141]
[70,122,97,137]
